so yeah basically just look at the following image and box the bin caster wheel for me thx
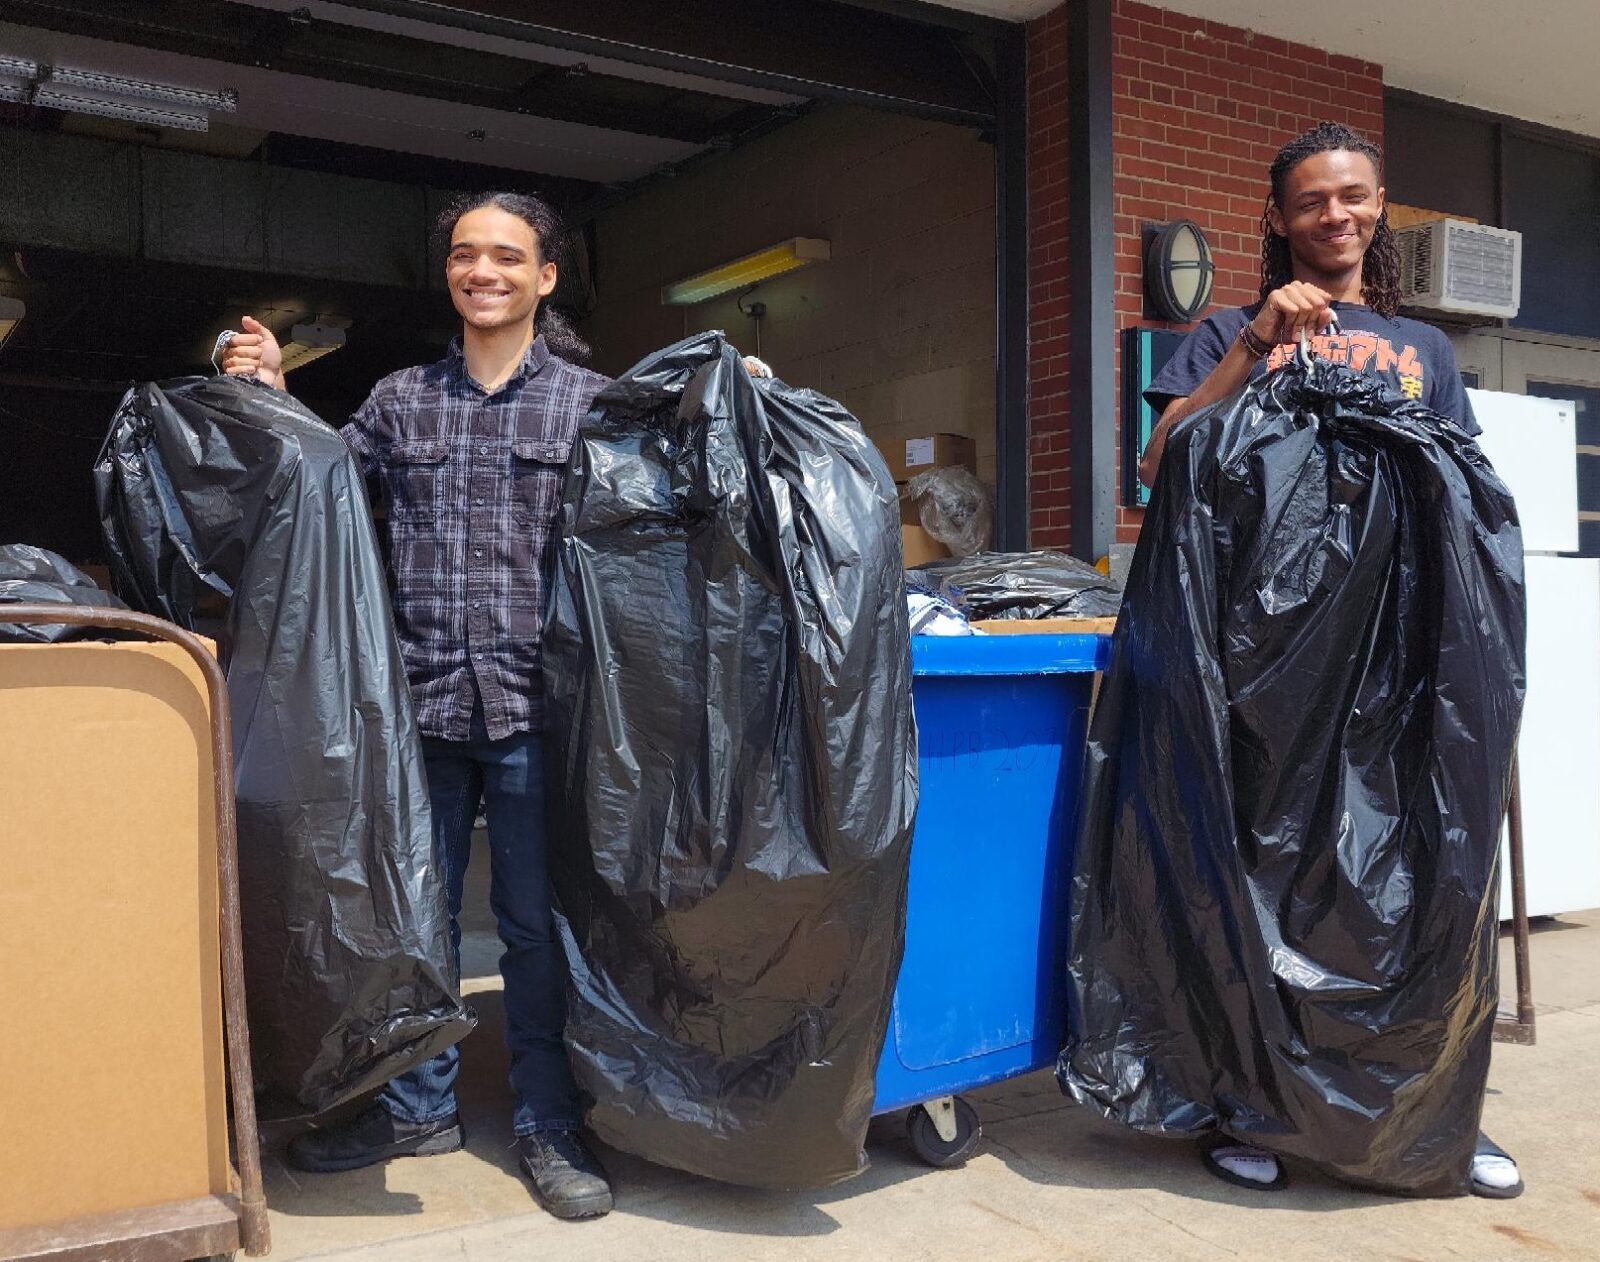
[906,1096,981,1168]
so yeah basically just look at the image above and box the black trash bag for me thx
[0,544,127,642]
[544,332,917,1189]
[1058,356,1525,1195]
[95,376,474,1115]
[912,549,1122,620]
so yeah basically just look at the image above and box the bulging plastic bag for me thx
[1059,356,1525,1195]
[913,550,1122,621]
[95,376,473,1115]
[906,589,978,636]
[0,544,127,642]
[904,466,993,557]
[544,331,918,1189]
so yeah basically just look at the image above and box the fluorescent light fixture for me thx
[0,54,38,104]
[34,84,211,131]
[279,323,346,373]
[46,65,237,113]
[23,64,238,132]
[0,296,24,354]
[662,237,831,305]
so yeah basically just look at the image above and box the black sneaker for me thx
[518,1131,614,1220]
[287,1103,464,1173]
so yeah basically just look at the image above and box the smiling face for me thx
[445,206,558,333]
[1267,148,1385,289]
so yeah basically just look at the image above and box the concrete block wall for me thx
[1026,0,1384,546]
[583,105,999,488]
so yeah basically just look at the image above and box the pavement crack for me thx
[1136,1204,1243,1257]
[969,1200,1045,1236]
[983,1132,1058,1182]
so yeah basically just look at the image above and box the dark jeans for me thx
[379,713,581,1135]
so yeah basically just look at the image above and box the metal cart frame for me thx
[1495,760,1537,1045]
[0,605,269,1262]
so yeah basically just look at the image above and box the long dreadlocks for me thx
[1260,122,1402,319]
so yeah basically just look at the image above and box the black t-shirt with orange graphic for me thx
[1145,300,1478,434]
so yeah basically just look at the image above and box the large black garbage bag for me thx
[912,550,1122,620]
[544,332,917,1189]
[0,544,127,642]
[95,376,473,1115]
[1059,357,1525,1196]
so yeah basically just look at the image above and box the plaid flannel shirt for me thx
[340,334,608,741]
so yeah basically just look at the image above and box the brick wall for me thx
[1027,0,1385,548]
[1026,3,1072,550]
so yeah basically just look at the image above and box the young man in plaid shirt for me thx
[226,191,623,1220]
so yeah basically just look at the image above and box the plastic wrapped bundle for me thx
[904,466,993,557]
[1059,354,1525,1195]
[0,544,127,642]
[912,550,1122,621]
[545,331,918,1189]
[96,376,473,1115]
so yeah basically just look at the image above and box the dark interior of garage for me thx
[0,0,1021,570]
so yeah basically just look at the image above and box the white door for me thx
[1459,334,1600,918]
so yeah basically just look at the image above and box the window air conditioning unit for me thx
[1395,219,1521,319]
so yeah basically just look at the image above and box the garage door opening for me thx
[0,1,1020,575]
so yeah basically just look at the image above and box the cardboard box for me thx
[971,616,1119,635]
[76,562,114,592]
[0,641,230,1231]
[883,433,977,485]
[901,524,951,568]
[899,492,923,528]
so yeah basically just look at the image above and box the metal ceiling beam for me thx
[831,0,1012,36]
[3,0,786,144]
[344,0,998,125]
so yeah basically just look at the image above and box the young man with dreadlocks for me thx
[1140,121,1471,487]
[1136,122,1523,1199]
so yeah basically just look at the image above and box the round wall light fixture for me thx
[1143,219,1215,323]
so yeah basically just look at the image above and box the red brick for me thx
[1025,0,1382,548]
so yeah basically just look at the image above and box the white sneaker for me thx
[1204,1144,1286,1191]
[1471,1135,1524,1199]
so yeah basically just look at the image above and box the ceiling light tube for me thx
[33,84,211,131]
[279,323,346,373]
[47,64,237,112]
[662,238,831,305]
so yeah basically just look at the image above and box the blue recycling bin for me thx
[875,631,1110,1165]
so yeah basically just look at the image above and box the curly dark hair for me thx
[1260,122,1401,319]
[434,190,591,364]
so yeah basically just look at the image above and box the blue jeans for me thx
[379,713,581,1136]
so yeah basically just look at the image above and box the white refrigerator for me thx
[1471,388,1600,919]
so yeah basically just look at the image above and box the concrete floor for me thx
[257,857,1600,1261]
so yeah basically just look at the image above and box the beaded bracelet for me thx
[1237,323,1274,360]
